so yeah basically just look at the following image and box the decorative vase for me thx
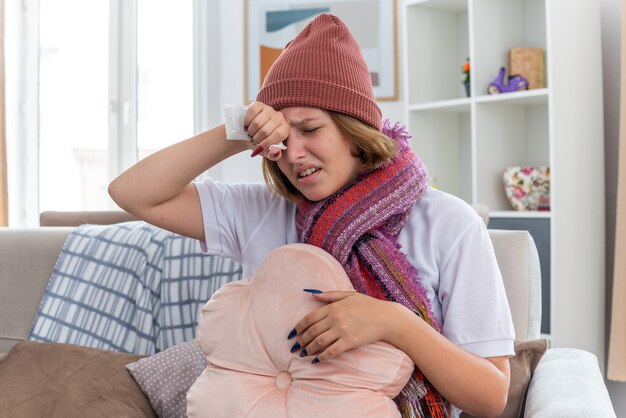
[502,166,550,211]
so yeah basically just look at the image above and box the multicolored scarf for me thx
[296,120,453,418]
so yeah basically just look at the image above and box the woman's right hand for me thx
[244,102,290,160]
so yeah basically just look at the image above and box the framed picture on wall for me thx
[244,0,398,103]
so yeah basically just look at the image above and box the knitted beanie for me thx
[256,13,382,131]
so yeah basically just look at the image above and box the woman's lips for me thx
[296,168,321,184]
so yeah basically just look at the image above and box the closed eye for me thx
[301,127,319,135]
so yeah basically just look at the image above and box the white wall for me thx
[600,0,626,415]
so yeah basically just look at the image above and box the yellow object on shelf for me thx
[509,48,545,90]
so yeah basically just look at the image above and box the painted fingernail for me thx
[303,289,322,294]
[299,348,308,358]
[251,145,263,157]
[287,328,297,340]
[312,357,320,364]
[290,342,301,353]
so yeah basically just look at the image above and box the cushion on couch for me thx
[460,338,548,418]
[0,341,156,418]
[27,222,169,354]
[186,243,415,418]
[504,339,549,417]
[126,340,207,418]
[28,221,243,355]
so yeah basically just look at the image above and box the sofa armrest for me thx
[524,348,616,417]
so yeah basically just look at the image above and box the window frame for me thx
[109,0,138,180]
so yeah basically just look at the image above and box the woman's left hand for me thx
[290,291,401,362]
[244,101,289,160]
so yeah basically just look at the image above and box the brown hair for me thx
[262,111,398,202]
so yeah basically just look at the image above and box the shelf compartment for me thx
[408,108,472,202]
[472,0,547,97]
[475,99,550,211]
[405,0,469,104]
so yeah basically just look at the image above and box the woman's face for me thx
[277,107,364,202]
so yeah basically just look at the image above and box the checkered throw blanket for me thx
[28,221,242,355]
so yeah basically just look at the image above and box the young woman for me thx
[109,13,514,418]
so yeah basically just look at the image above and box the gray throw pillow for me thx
[126,340,207,418]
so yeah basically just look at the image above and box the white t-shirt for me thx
[194,178,515,358]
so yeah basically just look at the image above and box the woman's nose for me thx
[284,134,306,163]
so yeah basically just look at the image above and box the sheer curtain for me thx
[0,0,7,226]
[608,0,626,382]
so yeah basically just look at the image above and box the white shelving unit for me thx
[403,0,606,367]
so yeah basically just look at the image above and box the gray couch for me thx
[0,211,616,417]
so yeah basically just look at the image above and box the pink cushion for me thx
[187,243,413,418]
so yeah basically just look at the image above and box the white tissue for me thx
[223,104,249,141]
[223,103,287,152]
[269,143,287,150]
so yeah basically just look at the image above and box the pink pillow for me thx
[187,243,414,418]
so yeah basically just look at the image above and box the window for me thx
[37,0,194,213]
[137,0,193,157]
[7,1,225,226]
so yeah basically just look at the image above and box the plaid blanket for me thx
[28,221,242,355]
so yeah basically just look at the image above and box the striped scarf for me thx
[295,120,452,418]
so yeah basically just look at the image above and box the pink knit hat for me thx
[256,13,382,130]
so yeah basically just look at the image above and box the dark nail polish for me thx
[251,145,263,157]
[299,348,308,358]
[312,357,320,364]
[290,342,301,353]
[287,328,297,340]
[303,289,322,294]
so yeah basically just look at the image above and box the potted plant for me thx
[462,58,470,97]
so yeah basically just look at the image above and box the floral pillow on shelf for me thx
[503,166,550,211]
